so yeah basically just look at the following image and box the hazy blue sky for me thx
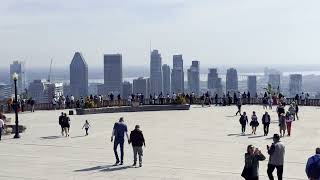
[1,0,320,68]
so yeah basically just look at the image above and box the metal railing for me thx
[1,97,319,113]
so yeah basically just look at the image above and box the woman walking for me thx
[241,145,266,180]
[285,112,293,136]
[279,113,286,137]
[250,111,259,135]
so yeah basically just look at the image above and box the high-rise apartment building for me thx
[70,52,88,98]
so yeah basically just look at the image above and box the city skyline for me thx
[2,1,320,67]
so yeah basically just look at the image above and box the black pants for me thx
[114,139,124,163]
[0,127,2,140]
[85,128,88,135]
[246,177,258,180]
[241,125,246,133]
[267,164,283,180]
[263,124,269,135]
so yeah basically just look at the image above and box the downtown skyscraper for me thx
[70,52,88,98]
[103,54,123,95]
[208,68,222,96]
[226,68,238,94]
[150,50,163,95]
[162,64,171,95]
[247,75,257,96]
[171,55,184,94]
[187,61,200,95]
[289,74,302,97]
[10,61,26,95]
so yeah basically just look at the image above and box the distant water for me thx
[87,70,320,84]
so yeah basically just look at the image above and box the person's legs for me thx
[241,125,245,133]
[85,128,88,135]
[138,146,143,166]
[113,141,120,163]
[286,122,291,136]
[267,164,276,180]
[120,141,124,164]
[61,126,64,136]
[276,165,283,180]
[266,124,269,135]
[0,127,2,140]
[133,146,138,165]
[263,124,267,135]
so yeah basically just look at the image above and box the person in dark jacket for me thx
[262,112,271,136]
[129,125,145,167]
[240,112,249,135]
[242,144,266,180]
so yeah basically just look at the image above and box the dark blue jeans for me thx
[114,139,124,163]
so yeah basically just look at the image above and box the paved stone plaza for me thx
[0,105,319,180]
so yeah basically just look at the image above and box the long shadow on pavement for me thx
[75,165,117,172]
[100,165,131,172]
[248,135,265,139]
[40,136,61,140]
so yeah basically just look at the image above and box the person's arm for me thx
[111,124,116,142]
[141,132,146,147]
[267,144,275,155]
[257,152,266,161]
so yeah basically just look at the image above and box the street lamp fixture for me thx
[12,72,20,139]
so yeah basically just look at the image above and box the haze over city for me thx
[2,0,320,67]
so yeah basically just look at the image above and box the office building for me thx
[208,68,222,96]
[10,61,26,95]
[28,80,63,103]
[133,77,148,96]
[102,54,123,95]
[162,64,171,95]
[187,61,200,95]
[171,55,184,94]
[0,84,12,100]
[247,75,257,96]
[226,68,238,94]
[289,74,302,97]
[122,81,133,98]
[268,74,281,92]
[70,52,88,98]
[150,50,163,95]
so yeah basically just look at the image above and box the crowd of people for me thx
[1,90,319,178]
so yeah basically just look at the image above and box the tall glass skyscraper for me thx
[103,54,123,95]
[150,50,163,95]
[70,52,88,98]
[162,64,171,95]
[187,61,200,95]
[10,61,26,95]
[171,55,184,94]
[226,68,238,94]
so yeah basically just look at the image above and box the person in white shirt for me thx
[82,120,91,136]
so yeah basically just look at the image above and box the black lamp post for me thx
[13,73,20,139]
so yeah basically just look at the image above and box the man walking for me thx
[305,147,320,180]
[58,112,64,136]
[129,125,146,167]
[235,98,242,116]
[239,112,248,135]
[267,134,285,180]
[262,112,271,136]
[111,117,129,165]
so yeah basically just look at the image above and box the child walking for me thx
[82,120,91,136]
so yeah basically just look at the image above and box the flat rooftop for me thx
[0,105,319,180]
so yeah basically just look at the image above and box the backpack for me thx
[309,157,320,178]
